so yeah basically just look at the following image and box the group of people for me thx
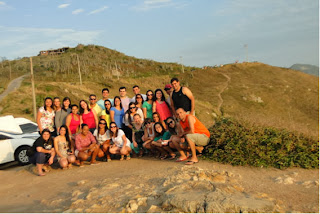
[29,77,210,176]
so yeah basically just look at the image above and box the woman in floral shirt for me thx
[37,97,55,135]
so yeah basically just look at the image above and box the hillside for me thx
[290,64,319,77]
[0,45,318,138]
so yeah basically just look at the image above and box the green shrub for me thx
[204,117,319,169]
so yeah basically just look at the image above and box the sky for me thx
[0,0,318,68]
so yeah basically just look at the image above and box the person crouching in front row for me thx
[74,124,100,166]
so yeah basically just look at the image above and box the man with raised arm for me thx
[170,77,195,116]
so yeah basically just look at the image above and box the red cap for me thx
[164,84,172,90]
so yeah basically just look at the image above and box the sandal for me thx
[185,160,199,165]
[120,155,124,161]
[126,155,131,160]
[169,154,176,160]
[160,154,168,160]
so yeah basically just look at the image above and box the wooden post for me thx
[9,61,12,80]
[30,57,37,120]
[77,54,82,85]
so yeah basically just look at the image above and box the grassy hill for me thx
[0,45,318,139]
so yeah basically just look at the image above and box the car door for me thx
[0,134,14,164]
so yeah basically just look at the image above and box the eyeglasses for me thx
[110,126,117,128]
[99,122,106,125]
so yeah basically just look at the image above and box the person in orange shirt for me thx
[176,108,210,165]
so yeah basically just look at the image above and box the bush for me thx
[204,117,319,169]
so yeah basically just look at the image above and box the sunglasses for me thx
[168,120,174,124]
[110,126,117,128]
[147,94,153,96]
[99,122,106,125]
[145,122,151,125]
[129,106,136,109]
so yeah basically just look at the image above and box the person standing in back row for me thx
[170,77,195,116]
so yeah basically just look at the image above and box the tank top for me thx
[172,87,191,112]
[155,100,172,121]
[82,110,96,129]
[180,115,210,138]
[69,114,80,134]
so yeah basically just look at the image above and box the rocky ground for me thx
[0,157,318,213]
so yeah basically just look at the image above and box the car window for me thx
[0,134,12,140]
[19,123,38,133]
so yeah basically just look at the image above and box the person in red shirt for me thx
[176,108,210,165]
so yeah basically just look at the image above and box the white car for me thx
[0,115,39,165]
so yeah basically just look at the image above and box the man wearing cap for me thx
[164,84,173,106]
[170,77,195,116]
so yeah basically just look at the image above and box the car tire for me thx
[15,146,31,165]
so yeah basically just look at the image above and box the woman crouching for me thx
[29,129,57,176]
[109,122,132,160]
[54,125,76,169]
[75,124,100,166]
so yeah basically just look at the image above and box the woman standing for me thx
[54,125,76,169]
[108,122,132,161]
[93,119,112,162]
[151,122,176,160]
[142,90,154,120]
[101,99,112,128]
[152,89,172,122]
[79,100,98,133]
[66,104,80,138]
[37,97,55,135]
[131,114,145,157]
[74,124,100,166]
[135,94,144,109]
[54,97,71,134]
[110,96,125,128]
[29,129,56,176]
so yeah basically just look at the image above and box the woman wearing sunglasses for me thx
[123,102,144,143]
[101,99,112,129]
[109,122,132,160]
[142,118,156,156]
[135,94,144,110]
[93,119,112,162]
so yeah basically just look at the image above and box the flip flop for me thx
[169,154,176,160]
[38,173,46,176]
[175,157,188,162]
[160,155,168,160]
[185,160,199,165]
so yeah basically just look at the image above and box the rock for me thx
[127,200,139,212]
[212,174,227,183]
[77,180,88,186]
[275,177,283,184]
[192,176,198,181]
[137,197,147,206]
[147,205,162,213]
[283,177,294,185]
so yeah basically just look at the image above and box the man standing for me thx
[164,84,173,106]
[131,85,147,102]
[176,108,210,165]
[89,94,102,118]
[97,88,114,110]
[170,77,195,116]
[119,87,131,112]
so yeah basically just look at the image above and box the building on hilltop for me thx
[38,47,69,56]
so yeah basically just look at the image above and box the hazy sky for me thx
[0,0,318,68]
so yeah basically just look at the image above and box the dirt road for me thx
[0,158,318,213]
[0,74,28,103]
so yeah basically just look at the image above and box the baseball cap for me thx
[164,84,172,90]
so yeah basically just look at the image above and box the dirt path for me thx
[0,158,318,213]
[216,72,231,116]
[0,74,28,103]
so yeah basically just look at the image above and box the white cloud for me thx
[0,1,6,6]
[72,8,84,15]
[88,6,108,15]
[132,0,187,11]
[0,26,102,59]
[58,4,70,9]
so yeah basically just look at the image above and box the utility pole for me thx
[244,44,248,62]
[8,60,12,80]
[180,56,184,73]
[30,57,37,120]
[76,54,82,85]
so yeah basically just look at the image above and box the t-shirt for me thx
[33,137,53,152]
[110,107,125,128]
[100,110,111,128]
[97,99,114,110]
[75,132,97,151]
[142,101,153,119]
[112,129,131,148]
[93,129,111,145]
[55,108,71,132]
[91,104,102,117]
[180,115,210,138]
[153,131,171,142]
